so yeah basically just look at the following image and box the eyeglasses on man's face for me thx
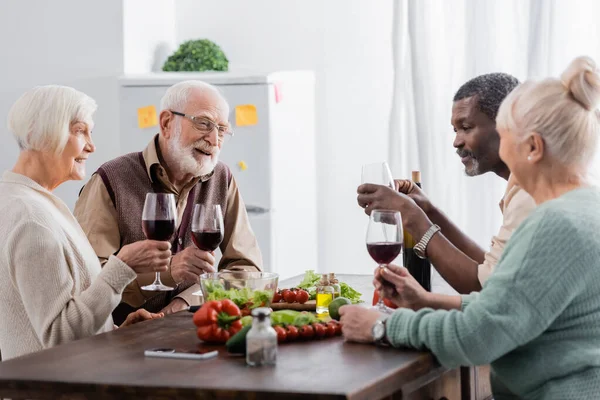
[170,111,234,141]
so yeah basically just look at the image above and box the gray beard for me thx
[464,159,481,176]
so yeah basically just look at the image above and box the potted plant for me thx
[162,39,229,72]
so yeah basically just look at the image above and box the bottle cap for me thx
[251,307,271,320]
[411,171,421,183]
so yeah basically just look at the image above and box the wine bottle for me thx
[403,171,432,291]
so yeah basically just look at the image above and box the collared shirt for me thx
[477,175,537,284]
[74,135,262,308]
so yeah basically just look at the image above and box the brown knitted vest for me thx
[97,152,231,324]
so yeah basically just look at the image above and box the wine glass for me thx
[141,193,177,291]
[361,162,395,189]
[191,204,224,252]
[366,210,403,313]
[191,204,224,297]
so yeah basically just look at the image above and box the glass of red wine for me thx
[141,193,177,291]
[191,204,224,252]
[366,210,403,313]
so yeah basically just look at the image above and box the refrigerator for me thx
[118,71,317,280]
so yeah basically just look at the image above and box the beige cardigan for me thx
[0,171,137,360]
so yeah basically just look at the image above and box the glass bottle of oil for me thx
[328,273,341,298]
[316,274,334,315]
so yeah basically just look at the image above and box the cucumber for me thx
[226,325,252,354]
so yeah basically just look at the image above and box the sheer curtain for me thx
[389,0,600,291]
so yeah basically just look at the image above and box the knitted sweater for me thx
[0,171,137,360]
[387,187,600,400]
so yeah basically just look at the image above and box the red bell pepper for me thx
[193,299,243,343]
[372,291,398,309]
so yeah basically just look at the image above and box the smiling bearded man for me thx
[74,80,263,325]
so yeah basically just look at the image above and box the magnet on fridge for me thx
[274,82,283,103]
[137,105,158,129]
[235,104,258,126]
[237,161,248,171]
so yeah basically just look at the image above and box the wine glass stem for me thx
[376,264,386,307]
[152,272,161,285]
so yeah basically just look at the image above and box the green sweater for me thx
[387,187,600,400]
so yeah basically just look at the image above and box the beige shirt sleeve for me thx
[219,176,263,272]
[74,174,178,308]
[477,180,537,285]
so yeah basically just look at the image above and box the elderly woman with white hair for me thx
[341,56,600,399]
[0,86,172,360]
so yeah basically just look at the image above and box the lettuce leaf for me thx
[340,282,362,304]
[297,270,320,289]
[204,283,273,310]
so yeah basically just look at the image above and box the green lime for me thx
[328,297,352,320]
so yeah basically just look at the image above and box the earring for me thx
[527,156,532,161]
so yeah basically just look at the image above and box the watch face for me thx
[414,247,426,259]
[372,321,385,341]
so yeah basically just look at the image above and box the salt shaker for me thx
[246,307,277,366]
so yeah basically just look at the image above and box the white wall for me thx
[175,0,394,274]
[0,0,124,209]
[123,0,177,74]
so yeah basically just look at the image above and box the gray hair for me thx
[160,80,227,113]
[7,85,97,154]
[454,73,520,120]
[497,56,600,171]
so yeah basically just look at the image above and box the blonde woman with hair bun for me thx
[341,57,600,400]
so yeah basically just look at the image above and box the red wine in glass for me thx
[140,193,177,292]
[191,204,224,252]
[366,209,403,314]
[192,230,223,251]
[367,242,403,265]
[142,219,176,242]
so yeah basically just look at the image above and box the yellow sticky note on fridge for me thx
[137,105,158,129]
[235,104,258,126]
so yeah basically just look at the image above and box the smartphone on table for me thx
[144,347,218,360]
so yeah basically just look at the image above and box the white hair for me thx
[497,56,600,172]
[160,80,227,113]
[7,85,97,154]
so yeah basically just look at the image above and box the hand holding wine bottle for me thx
[394,175,434,215]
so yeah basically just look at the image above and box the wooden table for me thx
[0,274,467,399]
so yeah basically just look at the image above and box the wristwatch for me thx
[413,224,441,259]
[372,318,388,345]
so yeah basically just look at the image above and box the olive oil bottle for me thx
[316,274,334,315]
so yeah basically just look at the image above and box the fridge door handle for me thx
[245,205,271,215]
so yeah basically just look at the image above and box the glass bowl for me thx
[200,271,279,314]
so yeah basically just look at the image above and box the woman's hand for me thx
[116,240,172,274]
[339,305,385,343]
[374,265,430,310]
[120,309,164,328]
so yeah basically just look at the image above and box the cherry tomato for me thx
[274,325,287,343]
[273,291,283,303]
[313,323,326,338]
[295,290,309,304]
[330,321,342,335]
[286,325,299,341]
[283,290,297,303]
[281,289,291,301]
[325,322,337,337]
[299,324,314,339]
